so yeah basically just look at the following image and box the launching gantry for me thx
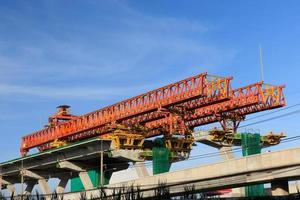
[20,72,285,161]
[0,72,287,196]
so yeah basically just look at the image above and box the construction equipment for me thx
[20,72,285,156]
[47,105,77,127]
[147,82,285,134]
[193,129,286,147]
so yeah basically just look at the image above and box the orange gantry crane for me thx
[146,81,285,135]
[20,73,285,156]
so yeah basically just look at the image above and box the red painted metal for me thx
[187,82,285,128]
[34,76,233,152]
[21,73,209,155]
[20,72,285,156]
[144,82,285,136]
[48,105,77,127]
[123,76,233,126]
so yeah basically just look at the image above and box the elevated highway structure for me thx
[64,147,300,199]
[1,142,299,198]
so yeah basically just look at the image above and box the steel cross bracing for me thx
[33,76,233,152]
[121,77,232,126]
[146,82,285,135]
[21,73,220,155]
[187,82,285,129]
[23,75,232,154]
[143,82,285,136]
[20,72,285,156]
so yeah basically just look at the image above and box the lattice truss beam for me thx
[20,72,285,156]
[146,82,285,135]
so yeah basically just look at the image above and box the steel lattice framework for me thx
[187,82,285,129]
[20,73,285,156]
[144,82,285,136]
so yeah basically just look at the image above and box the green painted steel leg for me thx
[242,133,265,197]
[152,138,171,175]
[71,169,112,192]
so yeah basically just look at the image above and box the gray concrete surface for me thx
[62,147,300,199]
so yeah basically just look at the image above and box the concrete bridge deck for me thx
[63,147,300,199]
[1,139,300,199]
[0,138,131,195]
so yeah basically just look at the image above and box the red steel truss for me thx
[21,75,233,154]
[187,82,285,128]
[35,76,232,152]
[20,72,285,156]
[21,73,228,155]
[144,82,285,136]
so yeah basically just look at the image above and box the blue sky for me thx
[0,0,300,167]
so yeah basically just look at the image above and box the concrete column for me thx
[0,175,2,191]
[219,146,234,160]
[21,169,51,196]
[219,146,245,197]
[133,162,149,178]
[58,160,94,190]
[24,181,36,195]
[56,177,69,194]
[7,184,16,195]
[78,171,94,190]
[271,180,289,196]
[0,178,16,196]
[38,179,51,195]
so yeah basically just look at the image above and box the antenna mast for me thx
[259,45,264,82]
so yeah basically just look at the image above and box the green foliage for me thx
[183,185,197,200]
[153,182,170,200]
[2,183,300,200]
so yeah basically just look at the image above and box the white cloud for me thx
[0,83,158,99]
[0,0,238,99]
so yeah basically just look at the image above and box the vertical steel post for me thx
[21,159,24,199]
[259,45,265,82]
[100,139,104,187]
[0,166,2,194]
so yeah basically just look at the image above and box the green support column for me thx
[71,169,112,192]
[241,133,265,197]
[152,138,171,175]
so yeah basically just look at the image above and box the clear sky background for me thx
[0,0,300,179]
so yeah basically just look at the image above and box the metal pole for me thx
[0,166,2,195]
[259,45,264,82]
[21,159,24,200]
[100,139,104,187]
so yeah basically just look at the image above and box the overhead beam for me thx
[0,178,11,186]
[0,139,113,194]
[0,178,16,195]
[57,161,84,172]
[58,161,93,190]
[111,149,144,162]
[21,169,44,179]
[0,139,112,175]
[21,169,51,195]
[0,175,2,190]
